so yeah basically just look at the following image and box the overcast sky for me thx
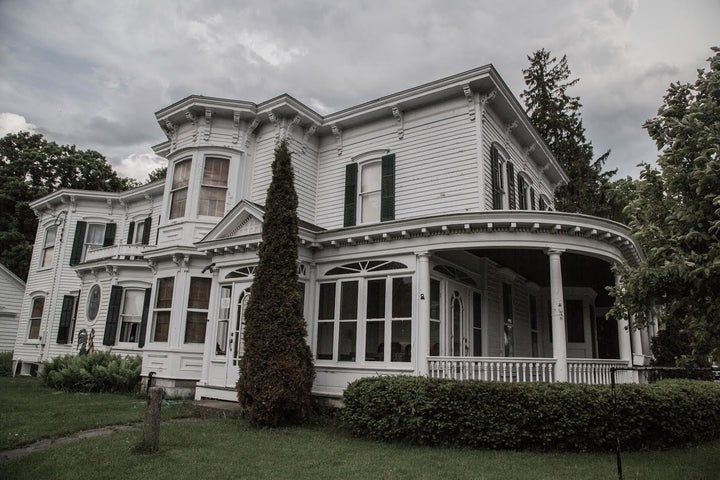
[0,0,717,182]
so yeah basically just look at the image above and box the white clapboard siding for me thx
[0,265,25,351]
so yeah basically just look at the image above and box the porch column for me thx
[547,249,567,382]
[616,316,632,365]
[416,252,431,376]
[630,316,644,365]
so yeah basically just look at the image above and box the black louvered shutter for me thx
[343,163,358,227]
[69,221,87,266]
[137,288,151,348]
[518,174,527,210]
[491,147,502,209]
[103,223,116,247]
[539,196,547,211]
[507,162,516,210]
[380,154,395,222]
[56,295,76,344]
[142,217,152,245]
[102,285,123,346]
[530,188,536,210]
[126,222,135,244]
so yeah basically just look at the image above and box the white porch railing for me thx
[428,356,556,382]
[84,244,149,262]
[567,359,634,385]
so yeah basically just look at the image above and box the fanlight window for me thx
[432,265,476,287]
[326,260,407,276]
[226,266,257,279]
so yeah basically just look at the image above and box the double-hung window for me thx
[127,217,152,245]
[41,226,57,268]
[152,277,174,342]
[518,174,528,210]
[169,159,191,219]
[490,145,505,209]
[28,297,45,340]
[198,157,229,217]
[119,289,145,343]
[185,277,211,343]
[343,153,395,226]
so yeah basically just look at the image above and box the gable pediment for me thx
[199,200,265,244]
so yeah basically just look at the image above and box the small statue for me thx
[77,329,88,356]
[86,328,95,355]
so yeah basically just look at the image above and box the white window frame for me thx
[169,159,191,220]
[198,156,230,218]
[82,223,107,261]
[40,225,57,268]
[184,276,212,344]
[132,220,145,245]
[86,284,102,323]
[117,288,144,344]
[152,277,174,343]
[358,159,382,224]
[27,296,45,341]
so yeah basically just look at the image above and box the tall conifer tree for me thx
[237,139,315,426]
[521,49,616,216]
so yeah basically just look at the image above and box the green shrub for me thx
[342,376,720,451]
[40,352,141,393]
[0,351,12,376]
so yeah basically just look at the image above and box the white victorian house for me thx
[12,65,653,399]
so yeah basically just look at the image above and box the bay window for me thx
[169,159,191,219]
[198,157,229,217]
[152,277,173,342]
[185,277,211,343]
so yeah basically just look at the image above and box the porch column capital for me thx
[545,248,565,257]
[414,251,431,259]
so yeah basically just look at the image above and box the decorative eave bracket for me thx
[232,111,241,144]
[330,124,343,155]
[391,106,404,139]
[479,90,497,123]
[203,108,213,142]
[245,117,260,147]
[463,84,476,121]
[185,110,199,144]
[504,120,518,147]
[164,120,177,152]
[301,123,318,154]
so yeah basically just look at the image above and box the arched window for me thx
[432,265,476,287]
[326,260,407,276]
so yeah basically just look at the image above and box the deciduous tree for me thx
[610,47,720,360]
[0,131,133,280]
[237,139,315,426]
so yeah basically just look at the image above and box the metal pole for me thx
[611,367,623,480]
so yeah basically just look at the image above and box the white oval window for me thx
[87,284,101,322]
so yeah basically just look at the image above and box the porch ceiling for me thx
[468,249,615,305]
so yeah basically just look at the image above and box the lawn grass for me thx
[0,376,190,449]
[1,418,718,480]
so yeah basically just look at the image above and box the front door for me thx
[225,286,250,387]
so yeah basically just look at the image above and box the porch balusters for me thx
[427,357,556,383]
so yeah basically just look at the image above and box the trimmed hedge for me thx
[40,352,141,393]
[342,376,720,451]
[0,351,12,376]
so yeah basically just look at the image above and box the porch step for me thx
[189,399,243,419]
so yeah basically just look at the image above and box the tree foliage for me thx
[147,166,167,183]
[0,131,133,280]
[610,47,720,361]
[521,49,623,219]
[236,139,315,426]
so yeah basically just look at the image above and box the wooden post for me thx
[138,386,163,453]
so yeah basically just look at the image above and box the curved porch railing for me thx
[567,359,634,384]
[428,356,556,382]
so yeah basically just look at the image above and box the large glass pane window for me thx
[365,279,385,361]
[152,277,174,342]
[28,297,45,339]
[472,292,482,356]
[185,277,211,343]
[359,162,381,223]
[215,285,232,356]
[199,157,229,217]
[429,279,440,356]
[41,226,57,268]
[119,289,144,343]
[169,159,191,219]
[316,283,335,360]
[316,272,413,364]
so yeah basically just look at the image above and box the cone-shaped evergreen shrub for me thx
[237,139,315,426]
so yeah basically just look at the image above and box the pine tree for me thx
[521,49,616,217]
[236,139,315,426]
